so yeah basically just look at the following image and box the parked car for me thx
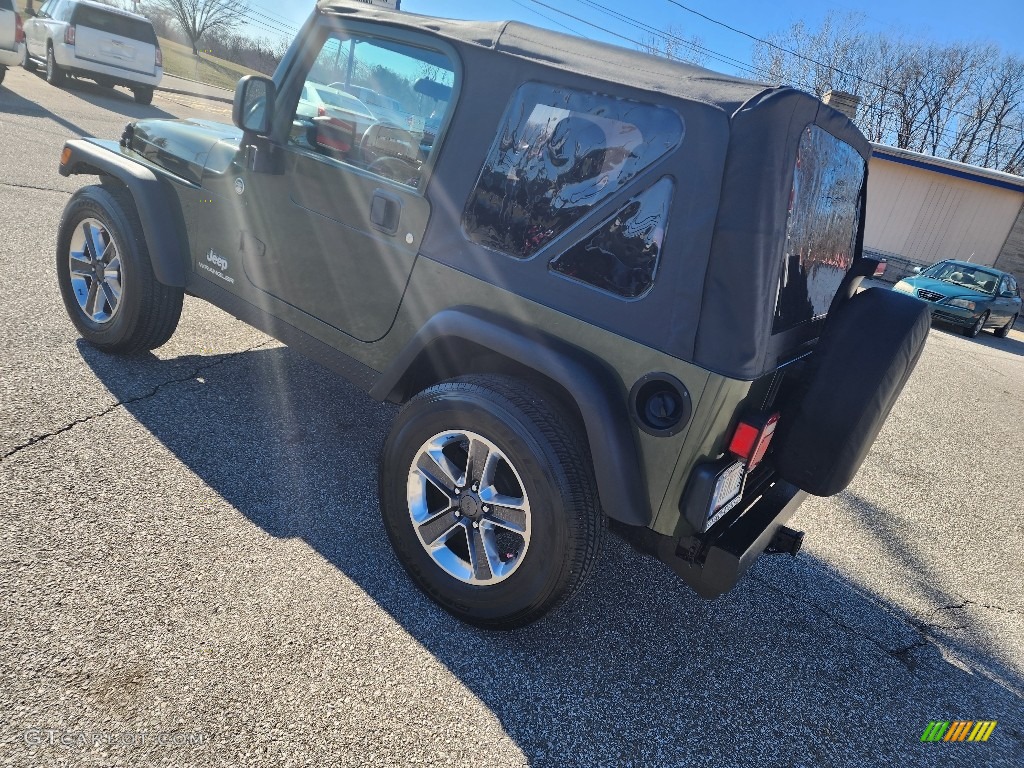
[22,0,162,104]
[333,82,412,128]
[893,259,1021,337]
[0,0,25,86]
[52,1,930,628]
[294,81,377,152]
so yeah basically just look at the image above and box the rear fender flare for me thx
[59,139,189,288]
[372,308,651,526]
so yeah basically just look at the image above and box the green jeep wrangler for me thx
[54,1,930,628]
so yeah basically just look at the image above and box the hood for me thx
[125,118,242,185]
[901,276,990,301]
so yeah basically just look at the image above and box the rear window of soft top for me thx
[71,4,157,44]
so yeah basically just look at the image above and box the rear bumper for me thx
[0,44,22,67]
[52,42,161,86]
[656,479,807,598]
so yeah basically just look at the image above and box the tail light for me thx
[317,105,327,117]
[65,25,76,45]
[15,14,24,44]
[873,259,887,277]
[728,413,780,471]
[155,47,163,68]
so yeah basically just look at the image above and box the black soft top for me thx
[316,1,872,380]
[319,1,766,115]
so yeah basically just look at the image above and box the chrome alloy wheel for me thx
[69,218,123,324]
[407,430,532,586]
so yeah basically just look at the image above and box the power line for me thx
[659,0,1007,131]
[522,0,658,54]
[572,0,757,75]
[247,1,302,31]
[570,0,991,155]
[509,0,583,36]
[523,0,965,158]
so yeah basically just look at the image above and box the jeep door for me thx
[234,27,456,343]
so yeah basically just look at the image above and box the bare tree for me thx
[159,0,249,56]
[638,25,709,68]
[752,13,1024,173]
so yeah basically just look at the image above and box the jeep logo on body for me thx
[206,250,228,271]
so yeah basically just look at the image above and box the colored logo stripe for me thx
[921,720,997,742]
[970,721,998,742]
[945,721,972,741]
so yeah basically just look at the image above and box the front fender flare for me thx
[59,139,189,288]
[371,308,651,526]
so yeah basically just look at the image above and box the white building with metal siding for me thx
[864,145,1024,283]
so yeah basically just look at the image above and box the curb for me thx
[156,84,234,105]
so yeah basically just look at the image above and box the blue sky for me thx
[248,0,1023,72]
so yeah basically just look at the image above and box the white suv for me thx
[23,0,162,103]
[0,0,25,86]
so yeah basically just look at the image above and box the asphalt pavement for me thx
[1,66,1023,767]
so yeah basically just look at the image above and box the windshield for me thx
[921,262,1000,294]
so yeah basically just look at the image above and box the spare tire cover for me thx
[774,287,930,497]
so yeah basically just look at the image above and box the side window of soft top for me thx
[462,83,684,261]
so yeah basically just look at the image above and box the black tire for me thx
[45,44,64,86]
[56,185,183,353]
[133,86,154,105]
[380,375,603,629]
[964,311,989,338]
[22,45,37,73]
[994,313,1017,339]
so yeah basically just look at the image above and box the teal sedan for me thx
[893,260,1021,338]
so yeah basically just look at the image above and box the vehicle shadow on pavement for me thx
[932,325,1024,358]
[82,342,1024,766]
[0,83,95,137]
[4,74,175,125]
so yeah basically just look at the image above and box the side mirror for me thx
[1002,290,1016,298]
[912,266,922,274]
[233,76,276,136]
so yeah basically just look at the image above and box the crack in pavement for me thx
[0,340,273,464]
[750,571,1012,674]
[927,599,1024,618]
[0,181,74,195]
[751,573,919,661]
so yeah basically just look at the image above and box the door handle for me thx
[370,189,402,235]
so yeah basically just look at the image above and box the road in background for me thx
[1,67,1023,767]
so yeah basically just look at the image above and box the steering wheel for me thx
[359,122,421,164]
[367,156,421,185]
